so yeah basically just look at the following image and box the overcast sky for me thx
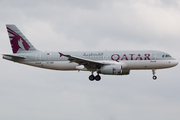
[0,0,180,120]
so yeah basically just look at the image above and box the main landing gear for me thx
[152,69,157,80]
[89,72,101,81]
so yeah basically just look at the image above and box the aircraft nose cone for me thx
[172,60,178,66]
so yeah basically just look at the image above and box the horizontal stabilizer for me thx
[2,54,26,59]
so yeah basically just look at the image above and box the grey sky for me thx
[0,0,180,120]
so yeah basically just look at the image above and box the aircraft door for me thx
[151,52,156,62]
[36,53,41,65]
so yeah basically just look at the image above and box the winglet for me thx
[58,52,64,57]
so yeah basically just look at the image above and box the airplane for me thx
[2,24,178,81]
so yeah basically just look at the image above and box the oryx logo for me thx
[7,27,30,53]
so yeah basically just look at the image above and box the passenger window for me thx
[162,55,164,58]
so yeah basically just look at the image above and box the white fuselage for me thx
[17,50,178,71]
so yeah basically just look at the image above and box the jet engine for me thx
[98,65,130,75]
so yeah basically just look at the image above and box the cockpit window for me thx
[162,55,171,58]
[166,55,171,57]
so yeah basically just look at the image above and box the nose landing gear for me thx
[152,69,157,80]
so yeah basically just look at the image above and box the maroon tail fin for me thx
[6,24,37,54]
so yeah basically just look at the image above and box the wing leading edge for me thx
[59,52,107,70]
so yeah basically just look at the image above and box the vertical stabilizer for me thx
[6,24,37,54]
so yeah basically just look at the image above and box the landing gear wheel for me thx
[152,69,157,80]
[89,75,95,81]
[95,75,101,81]
[153,76,157,80]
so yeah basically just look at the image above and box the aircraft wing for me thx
[59,52,108,70]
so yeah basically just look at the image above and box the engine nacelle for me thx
[98,65,130,75]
